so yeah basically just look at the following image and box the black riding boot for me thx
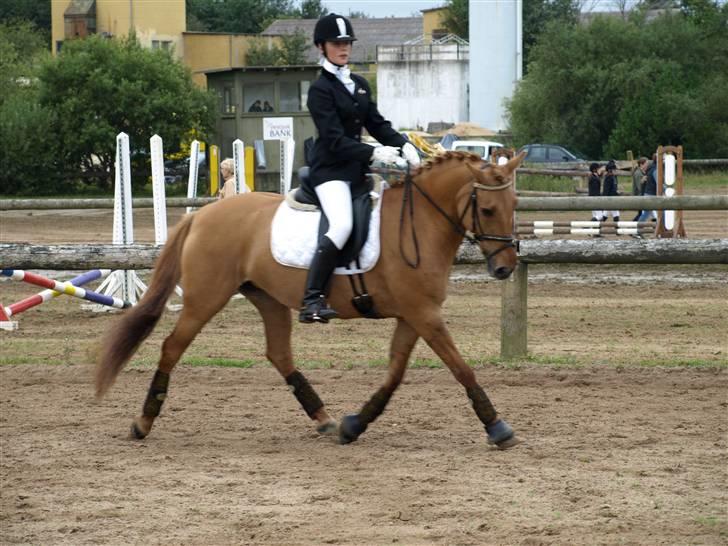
[299,236,340,324]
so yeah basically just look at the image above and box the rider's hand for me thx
[370,146,407,169]
[401,142,421,166]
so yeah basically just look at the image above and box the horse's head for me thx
[459,151,525,280]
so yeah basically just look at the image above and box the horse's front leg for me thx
[405,309,519,448]
[339,319,419,444]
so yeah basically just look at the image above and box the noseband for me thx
[398,167,516,269]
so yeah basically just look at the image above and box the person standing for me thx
[637,155,658,223]
[298,13,421,324]
[588,162,604,222]
[218,158,237,199]
[631,157,648,220]
[602,160,620,223]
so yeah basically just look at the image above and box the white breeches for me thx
[315,180,353,250]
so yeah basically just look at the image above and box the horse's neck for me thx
[408,162,474,249]
[414,161,473,219]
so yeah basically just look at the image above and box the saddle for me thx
[270,168,385,275]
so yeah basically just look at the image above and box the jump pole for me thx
[150,134,184,308]
[0,269,111,330]
[186,139,200,214]
[2,269,130,313]
[233,139,248,194]
[92,132,147,308]
[656,145,686,238]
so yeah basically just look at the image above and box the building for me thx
[51,0,186,57]
[377,38,469,131]
[261,17,422,66]
[206,65,321,192]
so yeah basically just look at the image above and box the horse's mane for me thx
[388,151,483,187]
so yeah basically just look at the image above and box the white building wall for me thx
[469,0,522,132]
[377,45,469,131]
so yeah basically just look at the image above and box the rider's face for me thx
[320,40,352,65]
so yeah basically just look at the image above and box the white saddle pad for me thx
[270,182,385,275]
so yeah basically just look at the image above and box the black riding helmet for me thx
[313,13,357,45]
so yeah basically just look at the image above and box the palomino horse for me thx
[96,151,525,448]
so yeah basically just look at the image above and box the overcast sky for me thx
[320,0,647,18]
[322,0,443,18]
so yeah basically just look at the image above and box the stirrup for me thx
[298,297,338,324]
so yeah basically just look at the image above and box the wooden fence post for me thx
[500,262,528,359]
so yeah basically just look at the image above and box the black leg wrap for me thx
[359,387,392,426]
[286,370,324,419]
[466,385,497,426]
[142,370,170,418]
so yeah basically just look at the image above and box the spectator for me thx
[637,155,658,223]
[263,100,274,112]
[631,157,648,220]
[218,158,237,199]
[602,160,620,223]
[248,100,262,112]
[588,162,604,222]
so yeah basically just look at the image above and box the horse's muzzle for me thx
[492,265,513,280]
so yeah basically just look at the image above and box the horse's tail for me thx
[95,214,195,398]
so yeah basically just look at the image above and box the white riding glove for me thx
[370,146,407,169]
[401,142,421,166]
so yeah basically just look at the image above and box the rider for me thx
[299,13,421,324]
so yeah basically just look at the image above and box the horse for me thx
[95,150,526,448]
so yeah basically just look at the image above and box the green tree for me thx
[246,30,309,66]
[279,29,308,64]
[299,0,327,18]
[37,34,217,191]
[522,0,580,71]
[0,21,62,195]
[0,1,51,43]
[187,0,296,34]
[246,39,283,65]
[507,8,728,159]
[442,0,468,39]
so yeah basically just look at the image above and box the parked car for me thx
[517,144,584,163]
[450,140,504,161]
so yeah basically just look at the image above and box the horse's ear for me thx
[465,161,485,181]
[505,151,527,173]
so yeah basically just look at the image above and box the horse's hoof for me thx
[129,420,148,440]
[486,419,515,447]
[339,414,367,445]
[316,421,338,436]
[493,435,521,450]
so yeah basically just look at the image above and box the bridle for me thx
[398,166,517,269]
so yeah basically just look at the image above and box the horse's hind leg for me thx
[131,288,234,440]
[339,319,419,444]
[241,283,337,435]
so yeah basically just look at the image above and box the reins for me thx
[398,165,516,269]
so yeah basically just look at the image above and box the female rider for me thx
[299,13,421,324]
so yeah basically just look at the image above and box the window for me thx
[527,146,546,162]
[221,85,235,114]
[152,40,172,50]
[243,82,275,114]
[279,81,310,112]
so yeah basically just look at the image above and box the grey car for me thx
[517,144,584,163]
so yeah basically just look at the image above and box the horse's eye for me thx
[481,208,494,217]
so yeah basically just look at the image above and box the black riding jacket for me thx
[588,173,602,196]
[305,69,406,189]
[602,173,619,196]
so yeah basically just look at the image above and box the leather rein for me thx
[398,167,516,269]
